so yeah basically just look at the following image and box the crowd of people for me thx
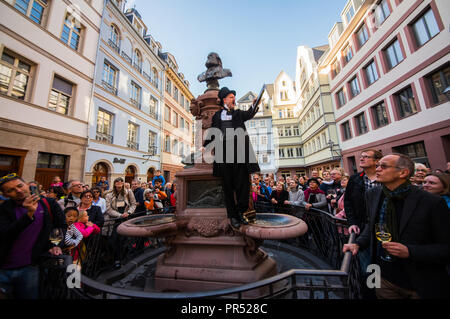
[0,170,176,299]
[0,155,449,299]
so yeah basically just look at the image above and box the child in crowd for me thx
[64,207,83,255]
[74,211,100,238]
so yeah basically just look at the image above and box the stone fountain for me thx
[118,53,307,296]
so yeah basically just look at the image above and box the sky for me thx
[126,0,348,98]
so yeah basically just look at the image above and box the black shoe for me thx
[239,214,249,225]
[230,217,241,229]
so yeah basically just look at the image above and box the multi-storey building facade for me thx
[161,52,194,183]
[271,71,305,179]
[296,45,341,175]
[0,0,103,189]
[322,0,450,174]
[238,89,277,174]
[84,2,166,185]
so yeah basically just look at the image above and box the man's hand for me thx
[305,203,312,211]
[284,200,291,205]
[49,246,62,256]
[343,243,359,256]
[348,225,360,234]
[271,198,277,204]
[122,212,129,219]
[23,195,39,219]
[382,242,409,258]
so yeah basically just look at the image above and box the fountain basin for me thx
[117,214,178,238]
[242,214,308,240]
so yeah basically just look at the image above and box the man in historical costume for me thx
[203,87,260,229]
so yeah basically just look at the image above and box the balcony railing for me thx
[107,39,120,54]
[133,63,142,74]
[130,98,141,110]
[142,71,151,83]
[127,140,139,150]
[96,132,113,144]
[149,110,158,120]
[102,80,118,95]
[121,51,132,65]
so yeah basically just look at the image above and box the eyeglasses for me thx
[0,173,17,182]
[416,169,428,172]
[376,163,401,170]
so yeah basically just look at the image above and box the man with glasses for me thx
[57,180,83,210]
[344,149,382,299]
[343,153,450,299]
[0,174,65,299]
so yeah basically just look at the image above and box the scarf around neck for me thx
[379,180,412,243]
[304,188,324,202]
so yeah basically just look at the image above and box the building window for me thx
[130,81,141,109]
[384,39,404,70]
[427,65,450,105]
[11,0,48,25]
[48,75,73,115]
[149,96,158,118]
[152,68,159,89]
[173,86,179,103]
[262,154,268,163]
[349,77,360,97]
[127,122,139,150]
[395,86,418,118]
[364,60,379,86]
[284,126,292,137]
[293,126,300,136]
[180,94,185,108]
[393,141,428,165]
[355,113,368,135]
[371,102,389,128]
[280,91,288,100]
[37,152,66,169]
[164,135,170,152]
[148,131,157,153]
[96,109,113,143]
[287,148,294,158]
[356,24,369,47]
[345,5,355,24]
[172,111,178,127]
[61,13,82,51]
[261,135,268,146]
[286,109,293,118]
[279,148,285,158]
[172,139,178,155]
[162,107,171,125]
[343,45,353,64]
[342,121,352,140]
[295,147,302,157]
[0,50,32,100]
[180,117,185,130]
[332,59,341,77]
[133,49,142,72]
[412,8,440,48]
[337,88,346,107]
[102,61,118,95]
[374,0,391,25]
[165,78,172,93]
[109,24,120,53]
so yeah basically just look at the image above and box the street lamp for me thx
[142,145,158,164]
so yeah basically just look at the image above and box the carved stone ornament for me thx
[185,217,234,238]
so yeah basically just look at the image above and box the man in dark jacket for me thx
[0,174,65,299]
[131,179,145,214]
[203,87,260,229]
[343,154,450,299]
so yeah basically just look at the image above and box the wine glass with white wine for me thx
[49,228,63,246]
[375,223,393,262]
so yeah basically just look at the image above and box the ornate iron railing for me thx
[39,204,362,299]
[95,131,113,144]
[101,80,118,95]
[121,51,132,65]
[107,39,120,54]
[127,140,139,150]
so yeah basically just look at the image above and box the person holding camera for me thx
[0,174,65,299]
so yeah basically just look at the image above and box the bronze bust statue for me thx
[197,52,232,90]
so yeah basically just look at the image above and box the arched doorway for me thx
[147,167,155,182]
[92,162,109,187]
[125,165,136,184]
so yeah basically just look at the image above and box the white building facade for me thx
[0,0,103,189]
[84,1,166,185]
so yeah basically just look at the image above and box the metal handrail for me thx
[67,204,360,299]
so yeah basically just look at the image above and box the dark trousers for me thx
[219,163,250,219]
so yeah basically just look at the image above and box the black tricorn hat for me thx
[218,87,236,106]
[307,178,321,186]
